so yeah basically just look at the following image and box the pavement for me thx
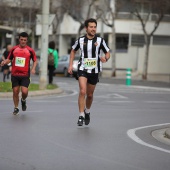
[0,76,170,144]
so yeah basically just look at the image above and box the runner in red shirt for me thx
[0,32,37,115]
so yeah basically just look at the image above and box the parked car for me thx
[34,49,40,74]
[54,54,80,77]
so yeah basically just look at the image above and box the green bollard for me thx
[126,68,131,86]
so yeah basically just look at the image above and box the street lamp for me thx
[39,0,49,90]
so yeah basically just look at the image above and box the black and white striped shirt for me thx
[72,35,110,73]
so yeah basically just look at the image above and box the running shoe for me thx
[13,108,19,115]
[77,116,84,126]
[84,112,90,125]
[21,98,27,111]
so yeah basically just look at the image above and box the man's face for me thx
[19,36,28,47]
[86,22,97,37]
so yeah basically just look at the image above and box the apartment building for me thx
[56,0,170,81]
[0,0,170,81]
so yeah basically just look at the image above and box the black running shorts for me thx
[11,76,30,88]
[77,70,99,85]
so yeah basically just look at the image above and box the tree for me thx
[0,0,41,47]
[58,0,96,37]
[49,0,65,42]
[95,0,118,77]
[130,0,170,79]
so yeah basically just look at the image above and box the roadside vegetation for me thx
[0,82,58,92]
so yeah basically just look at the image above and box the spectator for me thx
[48,41,58,84]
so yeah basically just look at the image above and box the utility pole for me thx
[39,0,49,89]
[110,0,116,77]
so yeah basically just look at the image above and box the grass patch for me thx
[0,82,12,92]
[46,84,58,90]
[29,83,39,91]
[0,82,58,92]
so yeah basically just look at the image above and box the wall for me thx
[59,35,69,56]
[138,46,170,74]
[58,14,170,82]
[102,45,170,82]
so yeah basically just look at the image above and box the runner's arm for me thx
[31,60,37,74]
[105,51,110,61]
[100,51,110,63]
[68,49,76,74]
[0,59,11,66]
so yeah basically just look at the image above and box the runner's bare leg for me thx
[78,77,87,113]
[13,86,20,108]
[21,86,28,100]
[86,83,96,109]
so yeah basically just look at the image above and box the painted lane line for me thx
[114,93,128,99]
[127,123,170,154]
[145,101,170,104]
[130,85,170,92]
[95,93,128,99]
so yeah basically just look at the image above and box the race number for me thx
[84,58,97,69]
[15,57,26,67]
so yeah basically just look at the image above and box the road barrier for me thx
[126,68,131,86]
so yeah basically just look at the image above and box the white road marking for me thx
[127,123,170,154]
[131,85,170,92]
[113,93,128,99]
[145,101,170,104]
[96,93,128,99]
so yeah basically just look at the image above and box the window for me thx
[116,34,128,52]
[131,34,145,47]
[153,36,170,46]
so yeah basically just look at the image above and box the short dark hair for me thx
[84,18,97,28]
[48,41,55,49]
[19,32,28,38]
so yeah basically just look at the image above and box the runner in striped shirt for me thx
[68,18,110,126]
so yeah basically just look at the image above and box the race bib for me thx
[15,57,26,67]
[84,58,97,69]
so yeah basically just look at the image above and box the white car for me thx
[54,54,80,77]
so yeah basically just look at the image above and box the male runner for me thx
[68,18,110,126]
[0,32,37,115]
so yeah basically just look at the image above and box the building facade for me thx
[0,0,170,82]
[56,1,170,82]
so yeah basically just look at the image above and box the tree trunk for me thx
[142,35,150,80]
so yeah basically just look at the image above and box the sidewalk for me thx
[100,77,170,89]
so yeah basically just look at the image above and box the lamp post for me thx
[39,0,49,90]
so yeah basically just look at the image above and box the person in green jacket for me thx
[48,41,58,84]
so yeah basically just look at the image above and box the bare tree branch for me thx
[130,0,170,79]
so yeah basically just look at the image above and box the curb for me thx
[0,88,64,98]
[165,128,170,139]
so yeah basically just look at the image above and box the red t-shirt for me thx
[8,45,37,77]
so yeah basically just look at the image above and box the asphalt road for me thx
[0,75,170,170]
